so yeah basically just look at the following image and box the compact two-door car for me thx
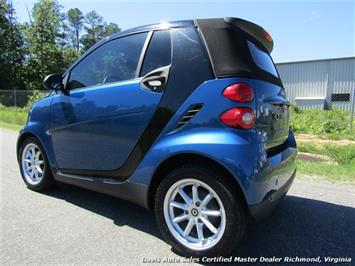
[17,17,297,256]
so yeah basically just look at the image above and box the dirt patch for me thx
[298,152,337,164]
[296,134,355,145]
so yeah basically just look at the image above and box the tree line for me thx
[0,0,121,92]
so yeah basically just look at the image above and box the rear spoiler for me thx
[224,17,274,53]
[195,17,282,86]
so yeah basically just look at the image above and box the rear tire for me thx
[154,165,246,257]
[19,137,55,191]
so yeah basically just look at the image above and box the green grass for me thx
[0,90,44,129]
[0,121,22,131]
[298,142,355,165]
[0,106,27,129]
[297,161,355,185]
[297,142,355,184]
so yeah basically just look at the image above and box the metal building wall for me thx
[276,57,355,111]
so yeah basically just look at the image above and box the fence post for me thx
[14,88,17,107]
[350,87,355,134]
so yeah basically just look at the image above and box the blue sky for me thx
[13,0,355,63]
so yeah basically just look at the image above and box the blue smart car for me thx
[17,17,297,256]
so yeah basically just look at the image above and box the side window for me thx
[68,32,148,90]
[140,30,171,76]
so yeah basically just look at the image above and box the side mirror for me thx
[43,74,64,91]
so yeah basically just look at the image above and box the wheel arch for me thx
[17,131,41,162]
[148,153,247,210]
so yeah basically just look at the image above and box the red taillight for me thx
[220,107,255,129]
[222,83,253,102]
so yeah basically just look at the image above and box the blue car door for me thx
[49,30,172,174]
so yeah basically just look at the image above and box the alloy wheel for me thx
[21,143,45,185]
[163,178,226,251]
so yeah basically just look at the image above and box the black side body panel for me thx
[58,27,213,180]
[195,18,282,86]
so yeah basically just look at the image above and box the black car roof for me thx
[110,20,195,39]
[79,17,273,58]
[88,20,195,52]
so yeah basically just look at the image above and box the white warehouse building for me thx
[276,57,355,111]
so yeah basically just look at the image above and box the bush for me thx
[25,90,47,110]
[290,106,352,136]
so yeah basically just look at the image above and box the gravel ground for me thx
[1,128,354,265]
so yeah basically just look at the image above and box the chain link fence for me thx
[0,90,47,108]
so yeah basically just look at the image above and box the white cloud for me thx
[308,10,320,21]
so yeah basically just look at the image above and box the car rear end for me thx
[195,17,297,219]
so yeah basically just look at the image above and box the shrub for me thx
[290,106,351,135]
[25,90,47,110]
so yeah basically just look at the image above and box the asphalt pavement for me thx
[1,128,354,265]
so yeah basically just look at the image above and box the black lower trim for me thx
[266,139,291,158]
[53,170,149,208]
[248,169,296,220]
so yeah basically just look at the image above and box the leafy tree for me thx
[63,46,81,68]
[103,22,120,37]
[81,11,104,50]
[67,8,83,52]
[0,0,25,91]
[24,0,67,90]
[57,11,70,49]
[81,11,120,51]
[0,0,121,100]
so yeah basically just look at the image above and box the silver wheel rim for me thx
[163,178,226,251]
[21,143,45,185]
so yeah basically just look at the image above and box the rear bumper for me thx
[248,168,296,220]
[244,130,297,220]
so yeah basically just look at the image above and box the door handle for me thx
[148,80,162,87]
[142,76,165,92]
[140,65,170,92]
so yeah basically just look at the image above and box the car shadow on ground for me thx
[43,184,355,261]
[233,195,355,260]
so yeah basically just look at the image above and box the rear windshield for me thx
[248,40,278,77]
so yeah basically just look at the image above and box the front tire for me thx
[154,165,246,257]
[19,137,55,191]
